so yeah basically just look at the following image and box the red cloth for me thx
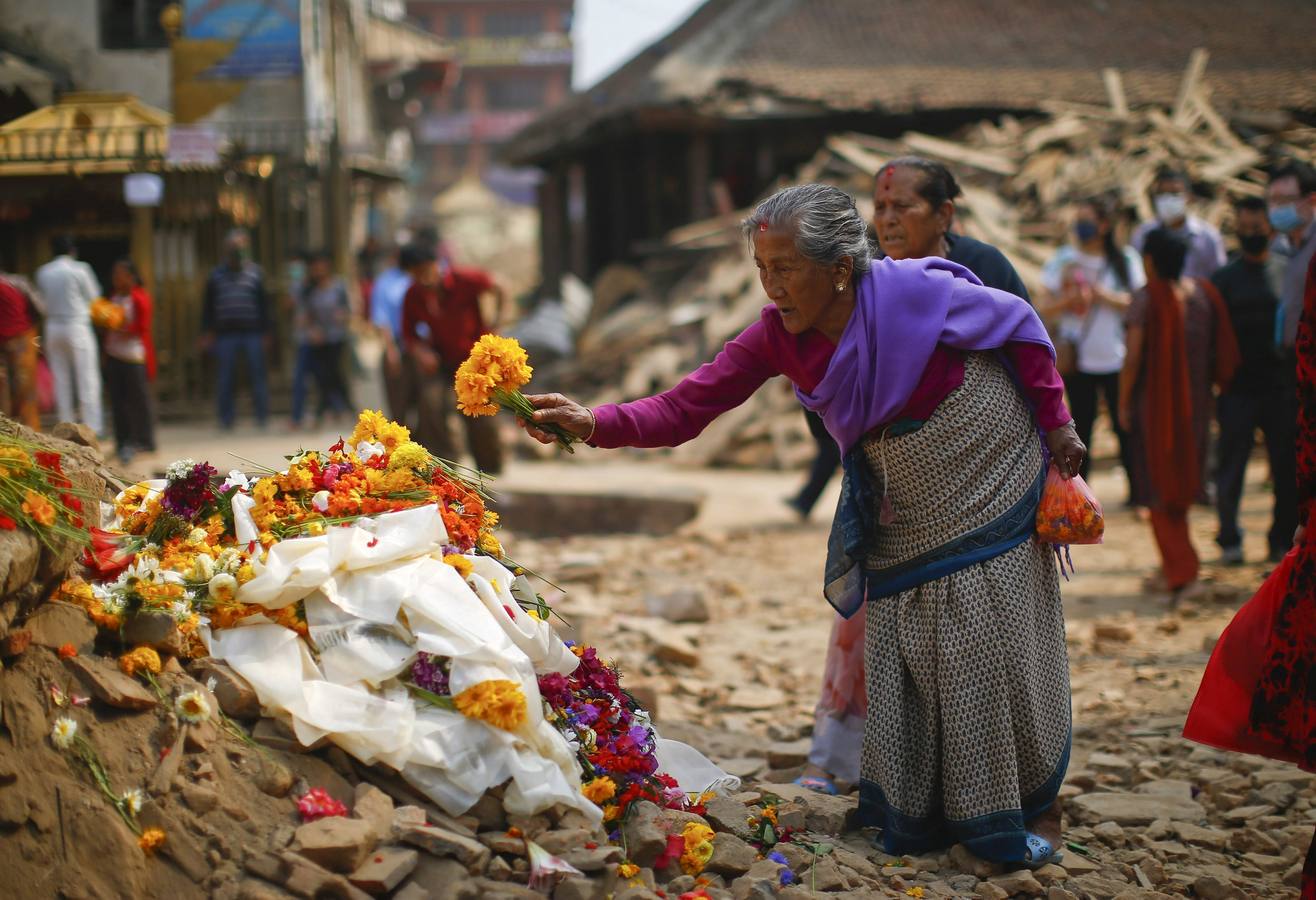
[1184,254,1316,898]
[400,266,495,367]
[130,287,157,382]
[1140,277,1240,510]
[0,278,32,340]
[1148,507,1199,590]
[591,305,1069,449]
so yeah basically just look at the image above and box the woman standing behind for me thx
[1119,229,1239,600]
[795,157,1033,797]
[101,260,156,463]
[1039,197,1143,490]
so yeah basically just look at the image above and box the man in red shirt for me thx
[0,268,42,429]
[400,246,508,473]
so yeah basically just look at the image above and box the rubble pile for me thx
[551,54,1316,469]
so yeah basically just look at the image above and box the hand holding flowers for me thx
[455,335,580,452]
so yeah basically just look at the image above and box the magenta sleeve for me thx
[590,320,779,448]
[1005,341,1072,432]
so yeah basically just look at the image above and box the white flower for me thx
[208,572,238,603]
[100,591,128,616]
[221,470,251,492]
[125,556,161,584]
[205,677,218,693]
[169,600,193,623]
[121,788,144,816]
[355,440,385,463]
[175,690,211,724]
[187,527,210,545]
[190,553,216,583]
[311,490,331,513]
[165,458,196,481]
[50,717,78,750]
[216,548,243,573]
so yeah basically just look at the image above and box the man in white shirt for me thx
[1131,167,1227,282]
[36,235,103,435]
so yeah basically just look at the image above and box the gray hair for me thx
[742,184,873,275]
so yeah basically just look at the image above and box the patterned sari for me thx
[850,354,1071,860]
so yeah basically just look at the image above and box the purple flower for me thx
[767,851,788,866]
[411,653,450,695]
[161,461,217,521]
[779,869,795,886]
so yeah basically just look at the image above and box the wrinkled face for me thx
[752,227,839,334]
[872,166,951,260]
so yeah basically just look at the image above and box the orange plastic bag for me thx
[1035,464,1104,544]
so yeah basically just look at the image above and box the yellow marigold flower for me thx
[453,369,499,417]
[443,554,473,579]
[454,680,526,732]
[119,646,162,677]
[236,563,256,585]
[618,863,639,879]
[21,490,57,527]
[582,777,617,805]
[477,532,503,558]
[388,440,430,472]
[351,409,410,450]
[57,578,95,609]
[252,478,278,503]
[680,840,714,876]
[603,805,621,822]
[906,889,925,899]
[0,445,30,464]
[482,510,499,529]
[682,822,715,847]
[138,827,167,855]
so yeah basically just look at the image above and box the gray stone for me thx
[1171,821,1229,850]
[24,601,97,651]
[798,856,846,891]
[1220,803,1275,825]
[559,845,622,872]
[189,658,261,719]
[765,739,811,770]
[181,783,219,815]
[988,870,1045,896]
[349,847,419,895]
[553,878,608,900]
[1092,821,1126,846]
[1069,791,1203,826]
[756,783,856,832]
[1257,781,1297,810]
[1192,875,1247,900]
[352,784,394,844]
[643,588,710,623]
[122,611,185,655]
[702,794,755,838]
[478,830,528,855]
[535,827,594,855]
[705,832,758,877]
[1132,779,1194,801]
[495,489,702,538]
[279,850,374,900]
[64,655,157,710]
[399,824,491,874]
[294,817,378,874]
[619,801,669,868]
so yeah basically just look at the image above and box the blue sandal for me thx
[1021,833,1063,869]
[793,774,839,796]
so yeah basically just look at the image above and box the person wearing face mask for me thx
[1038,196,1144,493]
[1269,162,1316,354]
[1209,196,1297,565]
[1131,168,1227,281]
[200,229,272,430]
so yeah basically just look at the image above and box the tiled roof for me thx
[506,0,1315,162]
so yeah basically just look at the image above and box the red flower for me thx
[61,494,83,513]
[82,527,136,579]
[297,787,348,822]
[0,514,15,530]
[35,451,62,473]
[57,643,77,659]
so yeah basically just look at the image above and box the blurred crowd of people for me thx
[0,223,511,473]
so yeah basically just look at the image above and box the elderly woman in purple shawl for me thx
[521,184,1084,868]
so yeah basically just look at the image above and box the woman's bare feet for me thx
[1026,798,1063,849]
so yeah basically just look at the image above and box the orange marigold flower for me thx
[21,490,57,527]
[57,643,77,659]
[138,827,167,854]
[119,646,162,677]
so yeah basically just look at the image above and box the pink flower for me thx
[297,787,348,822]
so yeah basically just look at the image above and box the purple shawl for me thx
[796,256,1054,454]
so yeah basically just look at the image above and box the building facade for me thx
[406,0,572,204]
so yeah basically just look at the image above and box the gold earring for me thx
[835,283,844,292]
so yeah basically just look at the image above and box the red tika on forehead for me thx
[759,221,769,232]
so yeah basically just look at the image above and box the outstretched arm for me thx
[524,319,780,449]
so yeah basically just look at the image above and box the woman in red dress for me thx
[1184,253,1316,896]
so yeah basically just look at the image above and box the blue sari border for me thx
[858,734,1072,860]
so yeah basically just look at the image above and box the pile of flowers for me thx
[538,644,688,825]
[0,438,89,550]
[58,410,507,662]
[455,334,577,451]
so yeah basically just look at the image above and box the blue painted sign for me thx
[184,0,302,80]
